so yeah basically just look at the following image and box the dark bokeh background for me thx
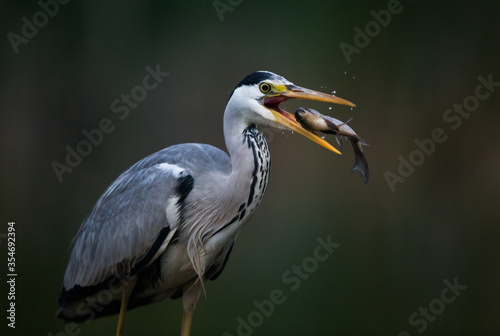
[1,1,499,335]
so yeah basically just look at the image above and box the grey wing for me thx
[62,156,192,290]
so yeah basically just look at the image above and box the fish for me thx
[295,107,369,183]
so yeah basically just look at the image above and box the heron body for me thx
[57,71,355,335]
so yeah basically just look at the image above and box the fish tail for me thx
[351,141,369,184]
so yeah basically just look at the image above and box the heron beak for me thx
[263,85,356,155]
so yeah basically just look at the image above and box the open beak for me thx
[263,85,356,155]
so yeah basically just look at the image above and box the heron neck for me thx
[223,107,271,219]
[223,110,258,175]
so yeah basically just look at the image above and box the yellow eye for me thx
[259,83,271,93]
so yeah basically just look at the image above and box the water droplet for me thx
[328,106,332,110]
[321,135,327,139]
[344,71,347,75]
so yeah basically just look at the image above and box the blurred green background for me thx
[1,1,499,335]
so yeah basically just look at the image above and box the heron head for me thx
[227,71,355,154]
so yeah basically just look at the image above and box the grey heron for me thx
[57,71,356,336]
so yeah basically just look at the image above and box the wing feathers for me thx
[63,162,188,290]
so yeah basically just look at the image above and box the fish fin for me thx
[344,116,354,125]
[335,135,344,153]
[324,119,340,132]
[358,137,369,147]
[336,116,354,128]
